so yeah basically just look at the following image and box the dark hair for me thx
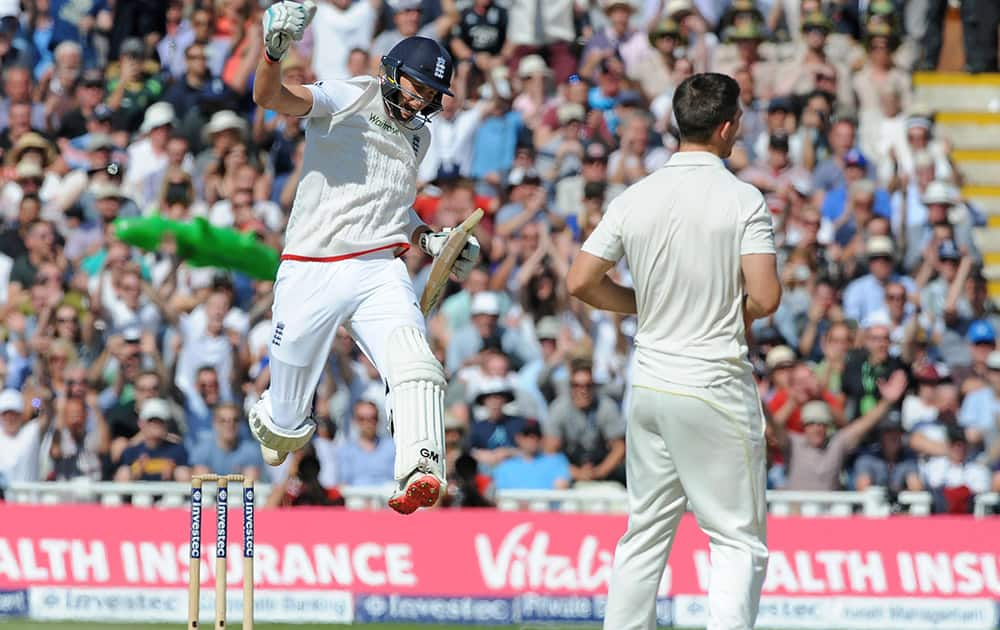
[672,73,740,143]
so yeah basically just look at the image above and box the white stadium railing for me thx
[5,479,991,517]
[974,492,999,517]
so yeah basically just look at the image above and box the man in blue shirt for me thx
[336,400,395,487]
[469,378,525,470]
[842,235,916,325]
[115,398,190,481]
[492,419,571,490]
[190,403,264,480]
[820,149,891,224]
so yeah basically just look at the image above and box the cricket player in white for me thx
[567,73,782,629]
[250,1,480,514]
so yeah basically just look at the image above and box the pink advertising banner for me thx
[0,505,998,600]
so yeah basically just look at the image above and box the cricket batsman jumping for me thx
[249,1,480,514]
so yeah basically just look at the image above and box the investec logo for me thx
[216,488,228,558]
[369,112,397,134]
[190,489,202,559]
[243,487,255,558]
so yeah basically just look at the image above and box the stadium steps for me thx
[916,72,1000,298]
[913,72,1000,112]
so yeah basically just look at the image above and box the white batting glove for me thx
[262,0,316,63]
[419,228,481,281]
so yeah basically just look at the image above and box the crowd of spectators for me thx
[0,0,998,515]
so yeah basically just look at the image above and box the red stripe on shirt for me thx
[280,242,411,262]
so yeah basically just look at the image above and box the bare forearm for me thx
[571,275,637,314]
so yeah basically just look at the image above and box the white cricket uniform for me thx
[268,76,431,431]
[583,152,774,630]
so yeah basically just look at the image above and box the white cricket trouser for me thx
[603,375,769,630]
[267,252,425,429]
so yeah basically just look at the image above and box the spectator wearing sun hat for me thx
[447,291,530,373]
[778,371,906,490]
[957,350,1000,457]
[0,388,52,485]
[579,0,642,81]
[903,180,978,273]
[842,235,916,325]
[627,17,684,101]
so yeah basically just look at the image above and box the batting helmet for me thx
[380,36,454,129]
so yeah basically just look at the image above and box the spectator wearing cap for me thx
[122,102,177,209]
[190,402,263,480]
[469,378,526,468]
[1,133,60,218]
[842,235,915,324]
[447,291,529,373]
[114,397,190,482]
[512,54,553,126]
[101,352,165,442]
[852,412,921,496]
[492,418,571,490]
[494,167,548,237]
[555,142,624,218]
[55,70,107,141]
[842,310,909,419]
[901,362,947,431]
[536,102,586,184]
[543,358,625,485]
[777,371,906,490]
[749,97,797,167]
[0,388,52,484]
[712,21,777,102]
[449,0,508,76]
[811,118,867,196]
[922,425,992,513]
[105,37,165,133]
[776,12,851,104]
[820,149,891,227]
[579,0,642,82]
[918,239,969,321]
[587,56,628,135]
[888,113,954,186]
[957,350,1000,457]
[902,180,977,274]
[852,22,910,130]
[629,18,683,102]
[608,111,668,186]
[370,0,458,74]
[517,315,568,409]
[764,344,797,398]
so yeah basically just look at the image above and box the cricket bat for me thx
[419,208,484,317]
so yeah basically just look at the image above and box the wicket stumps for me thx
[188,474,254,630]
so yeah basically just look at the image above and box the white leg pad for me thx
[385,326,447,483]
[248,391,316,458]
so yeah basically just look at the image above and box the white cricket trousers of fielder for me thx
[267,251,425,429]
[603,375,769,630]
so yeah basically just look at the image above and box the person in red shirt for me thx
[768,362,846,434]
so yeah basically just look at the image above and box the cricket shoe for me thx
[388,471,442,515]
